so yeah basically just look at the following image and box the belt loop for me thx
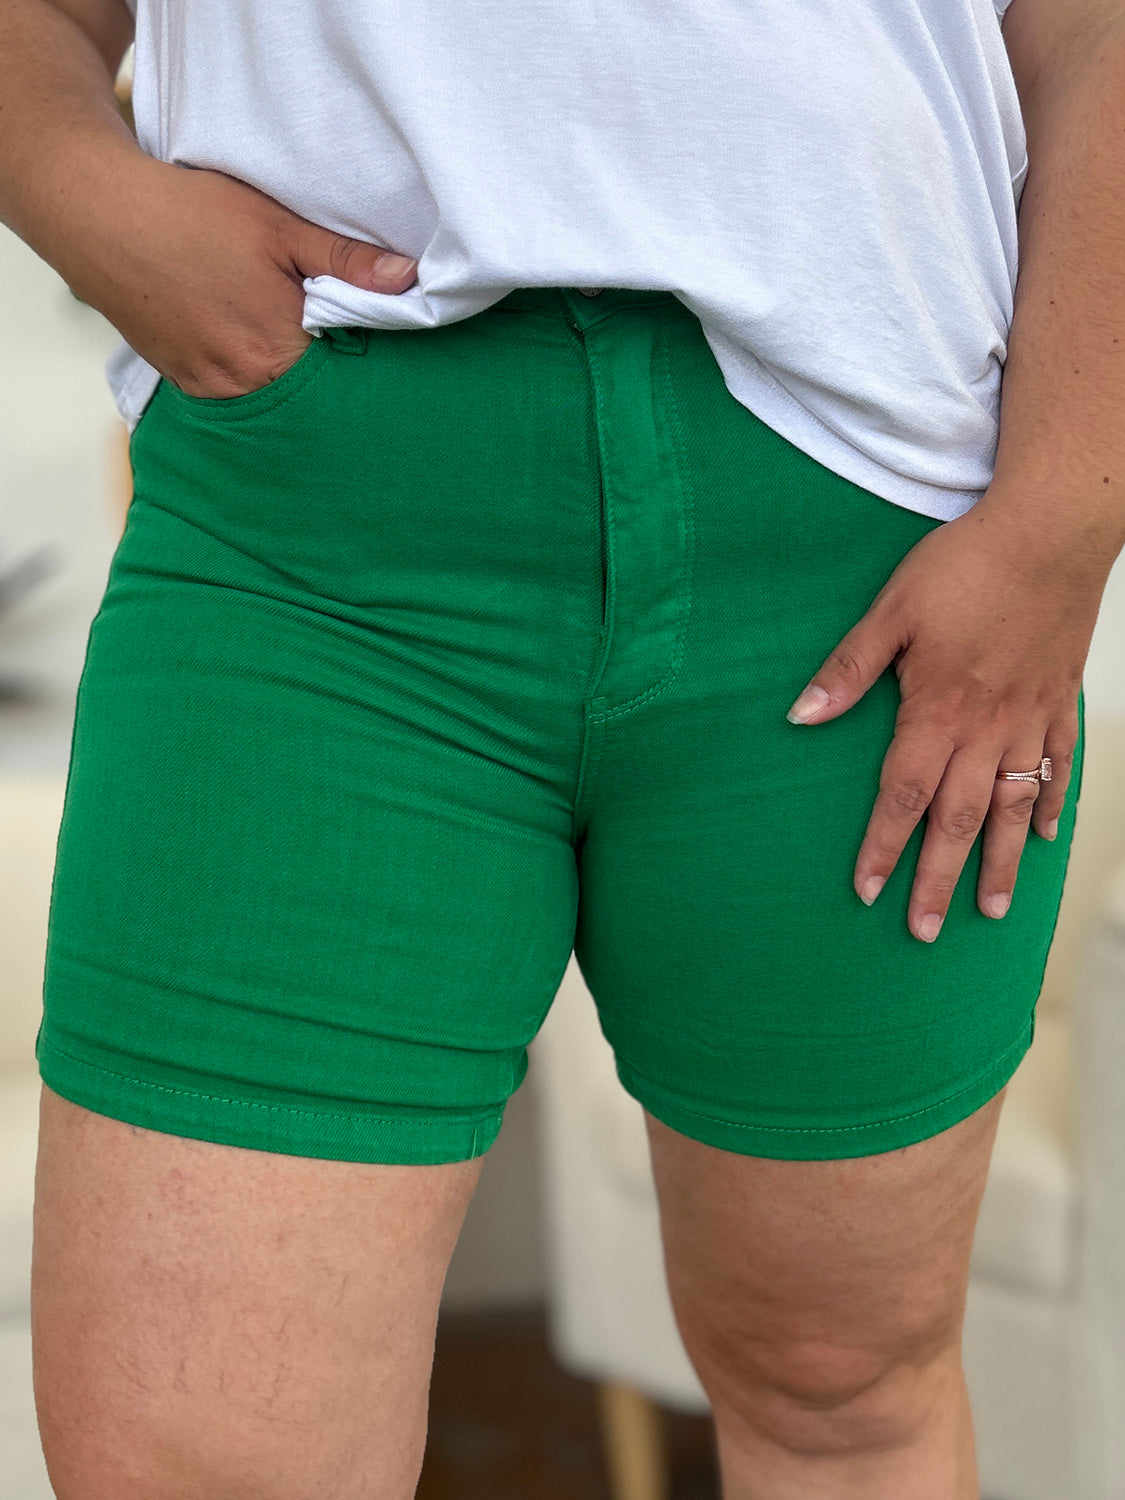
[322,326,369,355]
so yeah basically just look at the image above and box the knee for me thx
[681,1316,960,1458]
[39,1414,426,1500]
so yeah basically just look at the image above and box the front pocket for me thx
[160,332,333,424]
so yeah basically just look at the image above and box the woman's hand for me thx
[784,501,1108,942]
[60,153,418,398]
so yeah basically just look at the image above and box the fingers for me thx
[854,718,1078,943]
[1032,713,1080,841]
[282,217,418,293]
[786,606,901,724]
[853,728,952,927]
[902,750,996,941]
[958,745,1043,927]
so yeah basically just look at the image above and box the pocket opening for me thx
[162,331,333,421]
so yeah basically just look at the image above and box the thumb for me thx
[285,219,418,292]
[786,608,901,725]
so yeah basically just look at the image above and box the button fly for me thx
[577,287,604,297]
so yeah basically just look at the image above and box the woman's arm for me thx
[0,0,417,397]
[983,0,1125,562]
[784,0,1125,943]
[0,0,137,272]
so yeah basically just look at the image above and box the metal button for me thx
[577,286,604,297]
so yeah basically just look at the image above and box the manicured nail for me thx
[1045,818,1059,841]
[985,892,1011,919]
[917,913,943,942]
[376,253,417,277]
[786,684,830,724]
[859,875,885,906]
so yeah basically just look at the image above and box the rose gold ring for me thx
[996,757,1052,783]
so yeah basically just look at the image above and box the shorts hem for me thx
[36,1033,505,1166]
[613,1013,1034,1160]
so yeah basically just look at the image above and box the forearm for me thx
[981,18,1125,569]
[0,0,143,286]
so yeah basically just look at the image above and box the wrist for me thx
[11,128,157,300]
[971,480,1125,586]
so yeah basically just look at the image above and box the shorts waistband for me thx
[490,286,680,317]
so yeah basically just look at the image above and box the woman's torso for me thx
[111,0,1027,521]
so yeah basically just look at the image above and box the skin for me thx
[32,1087,484,1500]
[787,0,1125,946]
[646,1094,1005,1500]
[4,0,1123,1495]
[0,0,420,397]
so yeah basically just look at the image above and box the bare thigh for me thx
[31,1085,484,1500]
[645,1090,1005,1423]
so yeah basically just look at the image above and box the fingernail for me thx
[859,875,885,906]
[1045,818,1059,841]
[917,913,943,942]
[786,684,830,724]
[985,892,1011,919]
[376,253,417,278]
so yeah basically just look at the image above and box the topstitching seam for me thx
[160,338,334,427]
[39,1038,506,1129]
[588,316,696,723]
[615,1019,1033,1136]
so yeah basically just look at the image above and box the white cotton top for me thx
[108,0,1028,522]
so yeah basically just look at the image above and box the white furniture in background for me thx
[0,774,65,1500]
[531,720,1125,1500]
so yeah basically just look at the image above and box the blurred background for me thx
[3,89,1125,1500]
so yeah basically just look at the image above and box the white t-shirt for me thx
[109,0,1027,522]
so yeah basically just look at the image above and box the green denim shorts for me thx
[37,286,1084,1163]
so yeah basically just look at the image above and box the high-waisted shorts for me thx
[37,286,1084,1164]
